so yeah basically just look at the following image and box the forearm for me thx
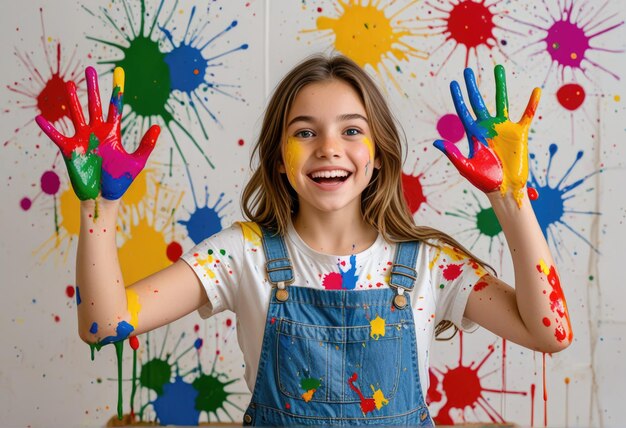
[76,198,132,343]
[488,189,572,351]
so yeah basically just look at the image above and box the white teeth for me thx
[310,170,350,179]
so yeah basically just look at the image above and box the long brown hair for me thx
[241,54,493,338]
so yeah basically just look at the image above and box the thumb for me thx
[433,139,470,174]
[132,124,160,161]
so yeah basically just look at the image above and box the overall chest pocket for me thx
[276,318,405,404]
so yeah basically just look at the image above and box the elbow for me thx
[536,331,574,354]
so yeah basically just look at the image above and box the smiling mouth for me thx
[308,170,352,184]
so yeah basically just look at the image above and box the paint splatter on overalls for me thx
[242,228,433,426]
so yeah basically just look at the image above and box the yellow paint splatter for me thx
[118,218,170,285]
[304,0,427,91]
[34,187,80,264]
[370,386,389,409]
[614,95,620,102]
[538,259,550,276]
[369,315,386,339]
[194,252,217,280]
[125,288,141,329]
[238,221,262,247]
[301,389,315,402]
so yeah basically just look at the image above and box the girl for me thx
[36,54,572,426]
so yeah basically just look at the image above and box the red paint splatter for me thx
[194,324,200,332]
[557,83,585,111]
[429,332,526,424]
[347,373,376,414]
[527,186,539,200]
[226,318,232,327]
[445,0,497,66]
[20,197,32,211]
[322,272,342,290]
[474,280,489,291]
[53,314,60,323]
[166,241,183,262]
[401,172,426,214]
[542,317,551,327]
[237,138,245,146]
[65,285,75,298]
[442,264,463,281]
[129,336,140,350]
[537,263,572,342]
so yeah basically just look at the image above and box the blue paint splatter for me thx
[99,320,134,346]
[339,254,358,290]
[528,143,602,258]
[178,188,232,244]
[89,322,98,334]
[152,376,201,425]
[76,286,82,305]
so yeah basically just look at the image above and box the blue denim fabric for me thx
[242,229,433,426]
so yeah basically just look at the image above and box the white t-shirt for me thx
[181,221,488,398]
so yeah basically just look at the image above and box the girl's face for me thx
[280,79,379,217]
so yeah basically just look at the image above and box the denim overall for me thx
[242,228,433,426]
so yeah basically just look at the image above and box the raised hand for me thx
[35,67,160,200]
[434,65,541,206]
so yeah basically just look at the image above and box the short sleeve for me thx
[427,242,488,331]
[180,223,245,318]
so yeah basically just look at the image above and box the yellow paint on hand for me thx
[491,120,529,207]
[370,386,389,409]
[301,389,315,402]
[370,315,386,340]
[125,288,141,329]
[113,67,125,92]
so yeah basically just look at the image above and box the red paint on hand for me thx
[129,336,140,350]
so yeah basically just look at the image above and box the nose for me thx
[315,134,341,158]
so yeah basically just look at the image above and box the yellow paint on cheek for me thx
[491,121,529,206]
[285,137,303,190]
[125,289,141,329]
[369,315,386,340]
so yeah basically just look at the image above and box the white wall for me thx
[1,0,624,426]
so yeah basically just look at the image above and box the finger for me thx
[65,81,86,127]
[107,67,125,124]
[35,115,71,155]
[133,124,160,160]
[450,80,475,131]
[519,87,541,127]
[494,65,509,118]
[464,68,490,121]
[85,66,104,125]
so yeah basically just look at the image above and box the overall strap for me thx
[389,241,421,309]
[260,227,294,302]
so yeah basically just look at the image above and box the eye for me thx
[344,128,361,136]
[295,130,314,138]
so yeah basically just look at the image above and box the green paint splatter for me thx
[139,358,172,395]
[300,377,322,391]
[476,207,502,237]
[193,373,236,414]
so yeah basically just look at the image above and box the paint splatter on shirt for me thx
[181,221,488,399]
